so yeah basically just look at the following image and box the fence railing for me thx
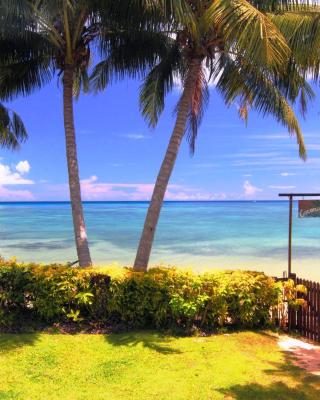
[288,277,320,343]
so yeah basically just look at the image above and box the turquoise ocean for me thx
[0,201,319,280]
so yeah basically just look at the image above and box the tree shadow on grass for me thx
[104,331,182,354]
[0,333,39,353]
[219,351,320,400]
[219,381,318,400]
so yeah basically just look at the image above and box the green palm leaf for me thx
[205,0,291,69]
[0,103,27,150]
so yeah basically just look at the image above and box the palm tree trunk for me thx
[133,58,203,271]
[63,65,92,267]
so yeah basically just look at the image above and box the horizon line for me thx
[0,199,293,203]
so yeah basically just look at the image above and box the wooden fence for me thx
[288,277,320,343]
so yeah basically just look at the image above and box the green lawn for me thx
[0,331,319,400]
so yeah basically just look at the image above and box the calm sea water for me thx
[0,201,319,280]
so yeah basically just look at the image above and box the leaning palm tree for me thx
[0,103,27,149]
[133,0,312,271]
[0,0,103,266]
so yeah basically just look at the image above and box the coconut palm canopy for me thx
[139,0,314,157]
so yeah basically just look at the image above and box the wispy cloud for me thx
[0,186,34,201]
[45,177,224,201]
[280,172,296,177]
[244,133,289,141]
[269,185,296,190]
[109,163,124,167]
[231,156,308,168]
[243,180,262,197]
[78,176,225,201]
[120,133,150,140]
[224,152,280,159]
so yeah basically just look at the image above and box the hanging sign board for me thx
[298,200,320,218]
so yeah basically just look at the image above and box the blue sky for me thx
[1,76,320,201]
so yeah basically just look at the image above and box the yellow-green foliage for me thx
[0,258,279,331]
[275,278,308,329]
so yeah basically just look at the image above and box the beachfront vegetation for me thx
[0,259,280,332]
[1,1,320,271]
[1,330,319,399]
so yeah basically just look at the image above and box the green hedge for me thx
[0,259,280,332]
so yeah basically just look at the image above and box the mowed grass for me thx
[0,331,319,400]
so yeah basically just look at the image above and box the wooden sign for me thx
[299,200,320,218]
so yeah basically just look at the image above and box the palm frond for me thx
[270,11,320,73]
[139,43,181,127]
[0,57,53,101]
[216,55,307,159]
[73,68,90,99]
[206,0,291,70]
[0,103,27,150]
[250,0,319,12]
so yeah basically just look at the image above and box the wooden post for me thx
[279,193,320,280]
[288,195,293,278]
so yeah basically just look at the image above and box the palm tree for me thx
[133,0,312,271]
[0,0,103,266]
[0,103,27,149]
[0,0,188,267]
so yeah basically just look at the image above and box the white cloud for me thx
[243,174,252,177]
[16,160,30,174]
[0,186,34,201]
[109,163,123,167]
[231,156,308,168]
[247,134,288,140]
[225,152,280,159]
[44,176,226,201]
[269,185,296,190]
[243,180,262,197]
[120,134,148,140]
[280,172,296,177]
[0,162,33,185]
[78,176,224,201]
[0,161,34,201]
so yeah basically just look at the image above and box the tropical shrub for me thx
[0,258,280,332]
[275,279,308,329]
